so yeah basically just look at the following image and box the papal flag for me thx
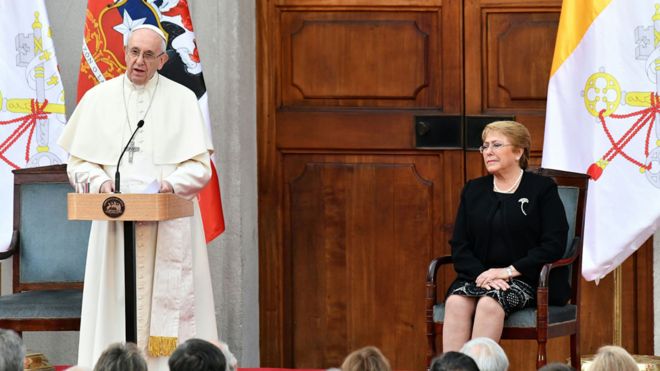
[78,0,225,242]
[543,0,660,281]
[0,1,66,252]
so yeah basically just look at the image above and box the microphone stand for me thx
[112,119,143,343]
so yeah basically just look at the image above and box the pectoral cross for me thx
[127,139,140,164]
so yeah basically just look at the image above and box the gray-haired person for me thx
[0,329,25,371]
[460,337,509,371]
[93,342,147,371]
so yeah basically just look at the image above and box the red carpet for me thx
[55,368,322,371]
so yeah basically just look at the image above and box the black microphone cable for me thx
[114,120,145,193]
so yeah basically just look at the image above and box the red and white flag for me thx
[543,0,660,281]
[0,0,67,252]
[78,0,225,242]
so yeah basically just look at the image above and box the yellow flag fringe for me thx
[147,336,178,357]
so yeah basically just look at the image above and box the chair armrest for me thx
[426,255,453,363]
[538,237,579,288]
[0,230,18,260]
[426,255,453,309]
[426,255,453,284]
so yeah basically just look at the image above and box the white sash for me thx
[147,217,196,356]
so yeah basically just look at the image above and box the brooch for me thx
[518,198,529,215]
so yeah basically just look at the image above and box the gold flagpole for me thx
[613,265,622,346]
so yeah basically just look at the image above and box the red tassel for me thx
[586,163,603,180]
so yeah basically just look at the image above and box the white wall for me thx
[17,0,259,366]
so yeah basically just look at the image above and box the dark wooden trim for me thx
[12,164,69,183]
[0,318,80,332]
[0,230,18,260]
[258,0,287,366]
[16,282,84,291]
[634,239,654,354]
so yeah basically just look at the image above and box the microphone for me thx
[114,120,145,193]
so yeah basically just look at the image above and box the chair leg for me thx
[437,323,443,354]
[536,340,547,369]
[426,322,440,366]
[425,282,438,367]
[570,332,580,369]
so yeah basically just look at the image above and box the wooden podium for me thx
[67,193,193,343]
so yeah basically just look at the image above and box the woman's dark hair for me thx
[168,338,227,371]
[430,351,479,371]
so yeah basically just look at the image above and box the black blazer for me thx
[450,171,570,305]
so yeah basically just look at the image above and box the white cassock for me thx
[58,73,218,371]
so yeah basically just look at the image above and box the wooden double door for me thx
[257,1,653,370]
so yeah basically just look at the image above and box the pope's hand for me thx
[100,180,114,193]
[159,180,174,193]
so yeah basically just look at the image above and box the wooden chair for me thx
[0,164,90,334]
[425,168,589,369]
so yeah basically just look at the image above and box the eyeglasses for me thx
[126,47,164,62]
[479,143,514,153]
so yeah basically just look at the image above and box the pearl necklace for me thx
[493,169,524,193]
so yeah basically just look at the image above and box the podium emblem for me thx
[102,196,125,218]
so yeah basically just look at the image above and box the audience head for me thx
[587,345,637,371]
[0,329,25,371]
[430,351,479,371]
[459,337,509,371]
[212,340,238,371]
[538,362,575,371]
[93,342,147,371]
[169,338,227,371]
[340,346,391,371]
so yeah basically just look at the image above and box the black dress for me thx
[448,193,536,316]
[447,173,570,316]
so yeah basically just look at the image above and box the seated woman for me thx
[442,121,570,351]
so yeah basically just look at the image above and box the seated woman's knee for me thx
[445,295,476,313]
[476,296,504,316]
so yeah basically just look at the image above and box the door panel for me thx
[484,12,559,108]
[284,16,432,103]
[276,111,414,149]
[465,0,559,162]
[279,8,448,109]
[259,0,462,369]
[284,153,462,368]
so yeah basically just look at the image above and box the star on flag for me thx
[112,9,145,45]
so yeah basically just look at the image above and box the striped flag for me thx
[0,0,66,252]
[543,0,660,280]
[78,0,225,242]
